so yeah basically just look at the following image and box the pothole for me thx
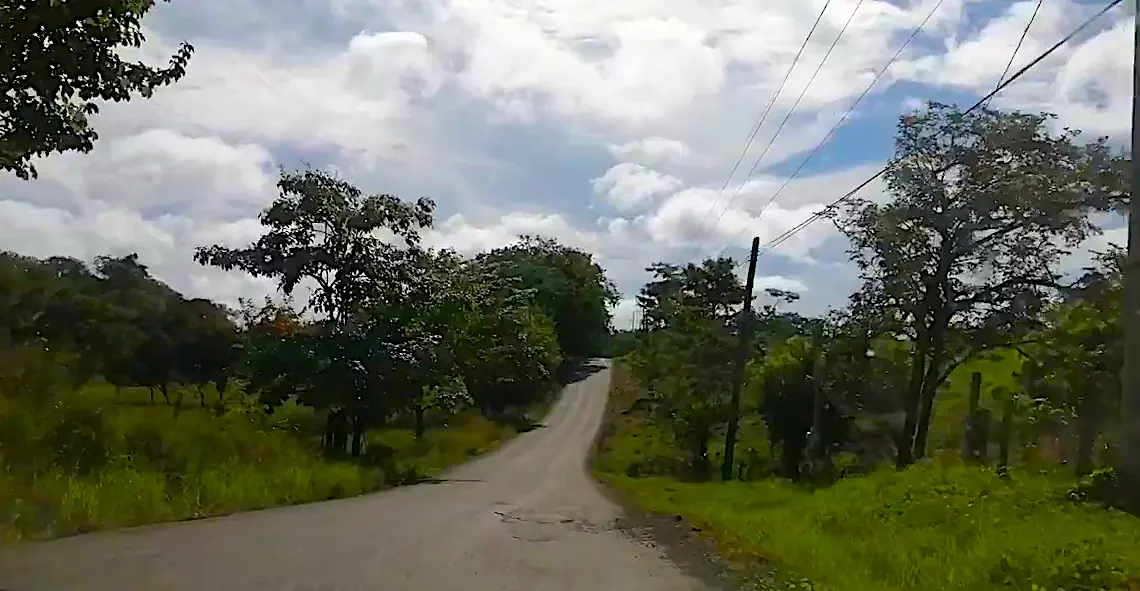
[494,510,610,542]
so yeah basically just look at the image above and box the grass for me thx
[596,361,1140,591]
[927,348,1025,455]
[368,413,517,483]
[0,388,382,542]
[0,371,535,543]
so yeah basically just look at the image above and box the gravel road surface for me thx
[0,361,710,591]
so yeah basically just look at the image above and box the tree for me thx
[753,288,810,346]
[194,168,436,327]
[196,169,436,452]
[833,102,1128,467]
[387,251,474,437]
[628,257,747,479]
[2,0,194,179]
[638,258,745,332]
[643,308,736,480]
[175,298,240,412]
[1024,248,1123,475]
[479,236,619,359]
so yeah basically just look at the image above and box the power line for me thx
[986,0,1044,107]
[713,0,950,262]
[694,0,836,240]
[756,0,1124,258]
[701,0,868,260]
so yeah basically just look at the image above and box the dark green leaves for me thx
[1,0,194,178]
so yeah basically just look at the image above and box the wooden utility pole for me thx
[721,237,761,481]
[1122,0,1140,511]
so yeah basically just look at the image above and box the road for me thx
[0,361,711,591]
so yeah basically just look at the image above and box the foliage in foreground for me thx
[2,0,195,179]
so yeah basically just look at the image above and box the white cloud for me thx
[608,137,692,167]
[754,275,810,295]
[591,163,683,212]
[610,297,641,332]
[0,0,1130,321]
[892,1,1132,142]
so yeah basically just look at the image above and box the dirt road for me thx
[0,361,711,591]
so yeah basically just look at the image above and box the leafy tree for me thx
[628,257,748,479]
[387,251,475,436]
[1023,248,1123,475]
[480,236,619,358]
[753,288,811,346]
[175,298,240,411]
[196,169,436,452]
[2,0,194,179]
[455,290,562,417]
[746,334,853,481]
[833,102,1128,466]
[194,168,435,326]
[606,329,640,358]
[638,258,744,331]
[641,309,736,480]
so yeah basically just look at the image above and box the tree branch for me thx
[953,276,1064,307]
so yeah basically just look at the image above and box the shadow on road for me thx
[416,478,485,485]
[556,358,608,385]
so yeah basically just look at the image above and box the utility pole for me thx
[721,237,760,482]
[1121,0,1140,512]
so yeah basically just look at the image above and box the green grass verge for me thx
[596,362,1140,591]
[1,381,535,543]
[368,414,517,483]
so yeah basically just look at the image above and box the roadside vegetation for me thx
[0,175,616,542]
[596,104,1140,590]
[0,3,618,543]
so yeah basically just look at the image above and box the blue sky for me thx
[0,0,1132,326]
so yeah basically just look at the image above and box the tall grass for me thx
[596,361,1140,591]
[0,381,380,541]
[0,348,527,542]
[609,464,1140,591]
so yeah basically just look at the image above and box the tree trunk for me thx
[148,386,155,405]
[160,383,171,406]
[414,405,426,439]
[690,430,711,482]
[781,436,806,482]
[325,410,348,455]
[913,311,951,460]
[1075,396,1098,476]
[998,394,1015,470]
[351,413,364,458]
[897,336,929,468]
[963,372,984,462]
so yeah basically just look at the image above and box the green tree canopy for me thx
[1,0,194,179]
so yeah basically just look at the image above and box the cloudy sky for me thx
[1,0,1132,328]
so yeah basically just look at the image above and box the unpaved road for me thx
[0,361,711,591]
